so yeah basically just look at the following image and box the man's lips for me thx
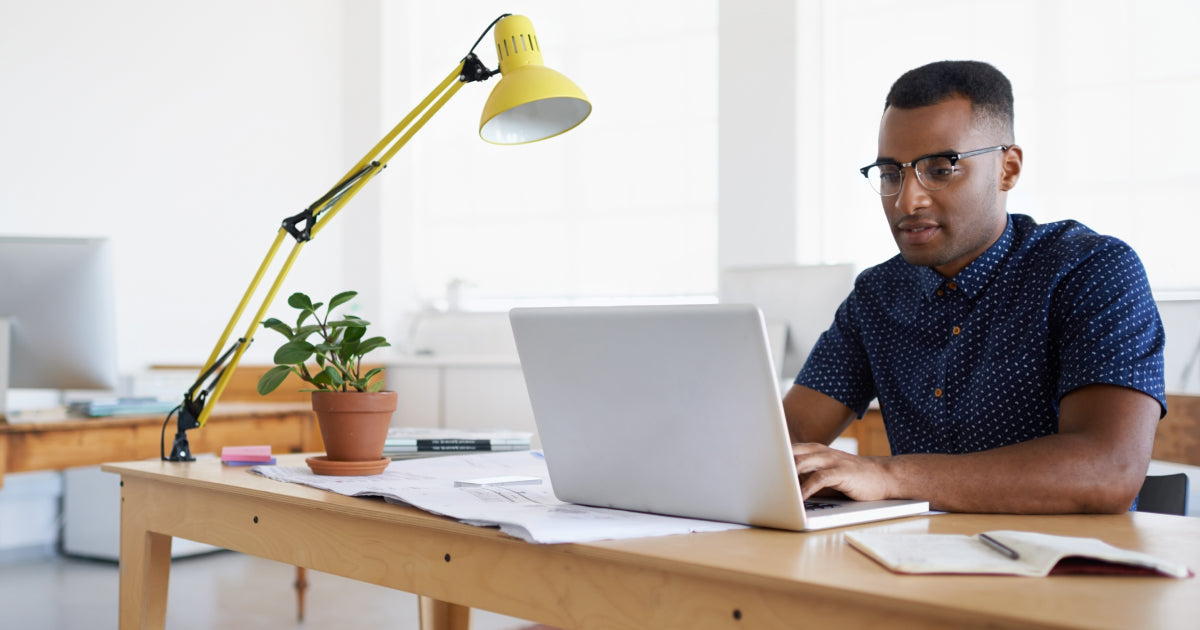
[895,219,940,246]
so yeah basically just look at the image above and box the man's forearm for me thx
[792,384,1161,513]
[880,431,1149,513]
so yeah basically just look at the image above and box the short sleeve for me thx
[1052,238,1166,417]
[796,289,878,417]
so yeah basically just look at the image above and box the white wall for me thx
[0,0,362,553]
[717,0,800,270]
[377,1,718,316]
[1,1,350,374]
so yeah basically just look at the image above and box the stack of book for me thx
[383,427,533,459]
[69,397,179,417]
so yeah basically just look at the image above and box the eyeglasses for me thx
[859,145,1008,196]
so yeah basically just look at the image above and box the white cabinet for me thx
[63,465,220,560]
[387,357,538,442]
[387,311,537,440]
[388,363,442,428]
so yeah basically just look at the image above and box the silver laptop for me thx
[509,304,929,531]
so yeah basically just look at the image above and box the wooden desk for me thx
[0,402,320,487]
[105,454,1200,630]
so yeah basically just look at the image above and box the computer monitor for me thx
[1158,296,1200,394]
[719,264,855,383]
[0,236,118,416]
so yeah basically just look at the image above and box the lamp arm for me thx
[165,59,477,461]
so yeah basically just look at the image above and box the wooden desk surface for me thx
[105,454,1200,630]
[0,402,319,485]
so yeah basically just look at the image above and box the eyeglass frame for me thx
[859,145,1009,196]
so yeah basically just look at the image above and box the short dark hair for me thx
[885,60,1014,142]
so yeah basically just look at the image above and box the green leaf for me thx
[329,291,357,312]
[356,337,391,356]
[323,366,344,387]
[264,289,387,390]
[292,324,322,341]
[338,340,358,362]
[260,318,293,339]
[362,367,385,382]
[343,325,366,343]
[274,340,315,365]
[257,365,293,396]
[368,379,385,392]
[287,292,314,311]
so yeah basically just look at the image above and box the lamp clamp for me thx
[165,338,248,462]
[168,390,204,462]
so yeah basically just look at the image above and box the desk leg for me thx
[294,566,308,621]
[419,595,471,630]
[118,478,172,630]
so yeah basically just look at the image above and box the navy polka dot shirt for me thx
[797,214,1166,455]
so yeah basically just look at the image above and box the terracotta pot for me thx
[310,390,397,462]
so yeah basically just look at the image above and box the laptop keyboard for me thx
[804,501,839,511]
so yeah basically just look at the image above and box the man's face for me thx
[876,96,1012,278]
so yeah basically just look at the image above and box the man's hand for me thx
[791,443,893,501]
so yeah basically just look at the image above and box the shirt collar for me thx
[919,214,1016,300]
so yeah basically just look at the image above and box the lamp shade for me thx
[479,15,591,144]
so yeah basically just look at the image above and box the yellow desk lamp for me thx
[164,13,590,461]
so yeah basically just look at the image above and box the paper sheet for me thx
[252,451,744,543]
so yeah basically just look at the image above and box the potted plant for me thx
[258,290,395,476]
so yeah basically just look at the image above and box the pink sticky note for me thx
[221,445,273,462]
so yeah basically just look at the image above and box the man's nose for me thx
[892,167,930,215]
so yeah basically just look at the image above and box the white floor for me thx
[0,547,539,630]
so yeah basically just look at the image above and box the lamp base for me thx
[167,430,195,462]
[165,401,201,462]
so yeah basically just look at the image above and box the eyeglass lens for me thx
[865,155,956,196]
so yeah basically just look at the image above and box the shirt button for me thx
[934,388,944,398]
[937,289,945,296]
[948,282,958,290]
[952,326,962,335]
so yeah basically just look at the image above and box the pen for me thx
[978,533,1020,560]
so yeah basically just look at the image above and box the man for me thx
[784,60,1165,514]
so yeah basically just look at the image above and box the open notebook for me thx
[509,304,928,531]
[846,530,1193,577]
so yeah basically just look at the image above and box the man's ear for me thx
[999,144,1023,191]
